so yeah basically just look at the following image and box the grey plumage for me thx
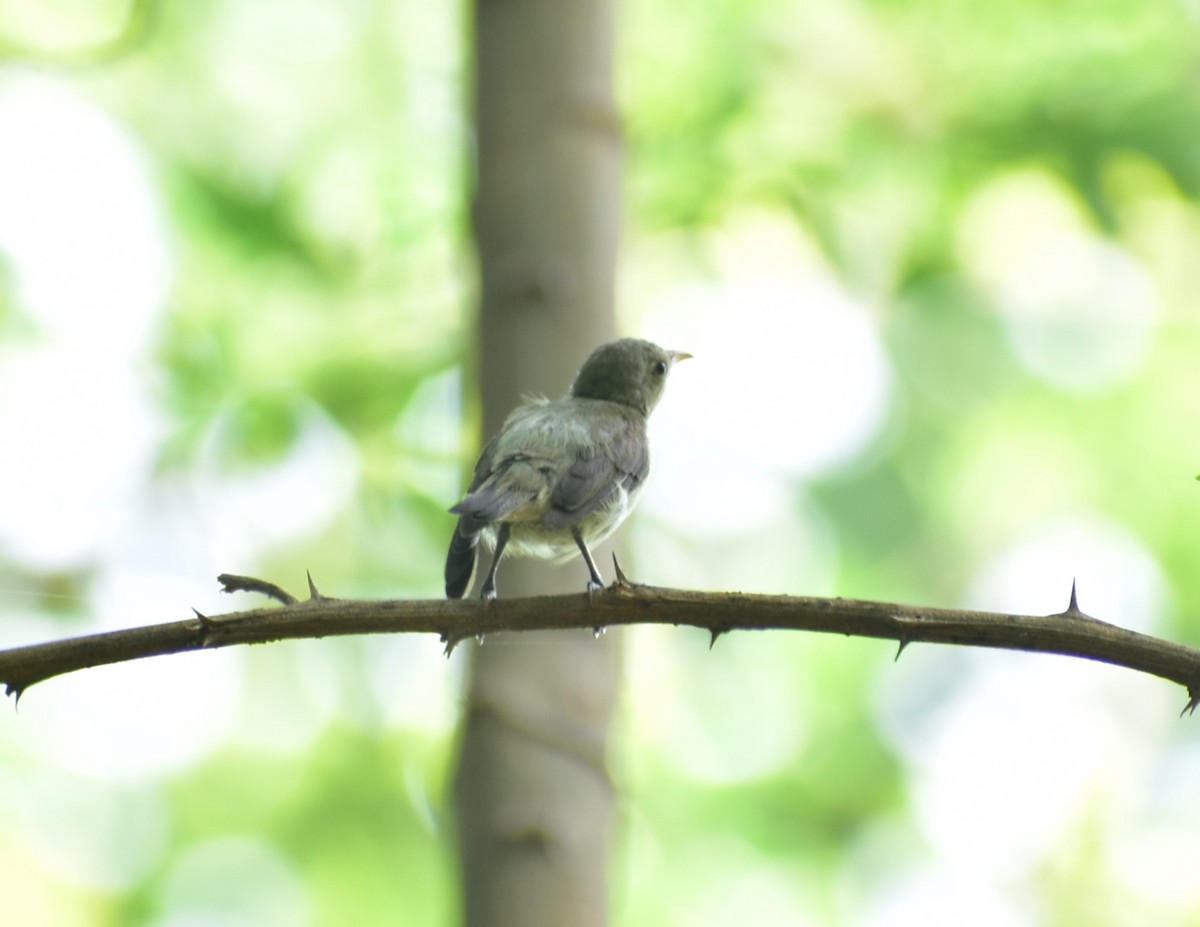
[445,338,689,599]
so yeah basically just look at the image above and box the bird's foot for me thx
[587,579,606,637]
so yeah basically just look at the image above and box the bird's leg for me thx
[571,526,605,592]
[480,523,510,599]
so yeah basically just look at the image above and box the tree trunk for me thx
[453,0,622,925]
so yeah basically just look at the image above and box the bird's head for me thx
[569,338,691,416]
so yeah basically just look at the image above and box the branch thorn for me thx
[612,553,631,587]
[1065,578,1082,617]
[192,608,215,647]
[709,627,725,650]
[441,630,469,658]
[895,637,911,662]
[307,570,322,601]
[1182,687,1200,718]
[6,682,25,707]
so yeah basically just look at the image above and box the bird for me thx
[445,338,690,599]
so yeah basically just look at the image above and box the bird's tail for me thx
[444,520,478,599]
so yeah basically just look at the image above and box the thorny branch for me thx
[1,565,1199,715]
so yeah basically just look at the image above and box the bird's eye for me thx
[653,360,667,376]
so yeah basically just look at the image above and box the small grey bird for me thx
[445,338,690,599]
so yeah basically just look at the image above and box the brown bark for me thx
[4,579,1200,717]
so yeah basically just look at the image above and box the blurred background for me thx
[2,0,1200,924]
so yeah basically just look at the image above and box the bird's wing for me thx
[451,452,550,521]
[446,444,552,598]
[449,400,648,533]
[541,414,649,530]
[446,404,567,597]
[449,405,560,528]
